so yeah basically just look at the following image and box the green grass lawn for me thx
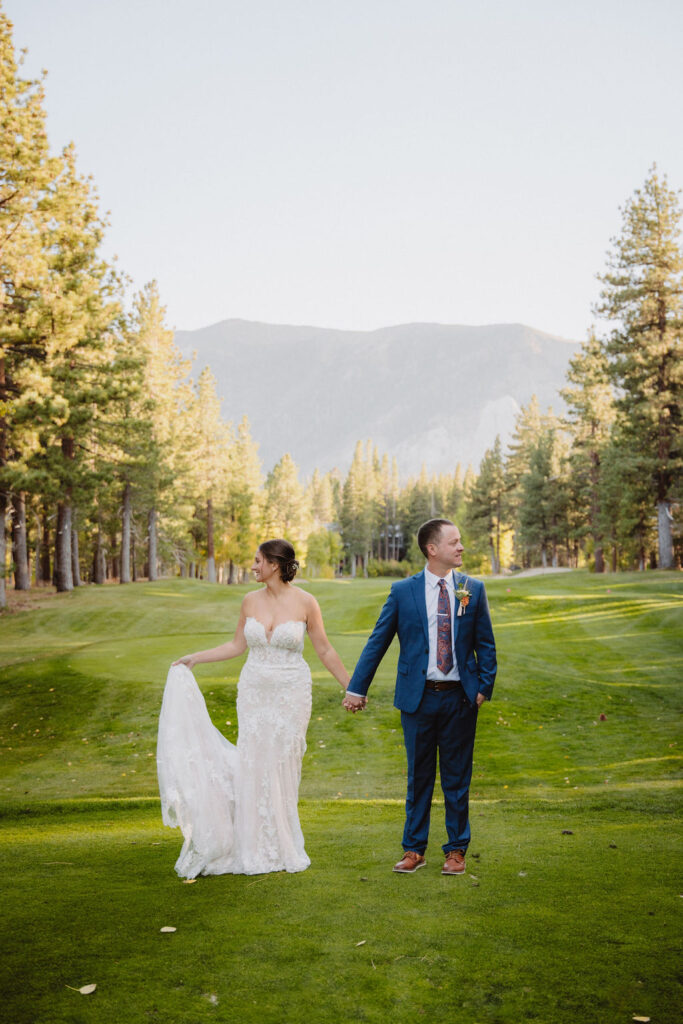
[1,571,681,1023]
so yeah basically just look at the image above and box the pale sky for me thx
[7,0,683,339]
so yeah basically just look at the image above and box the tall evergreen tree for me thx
[465,436,507,573]
[263,453,309,556]
[129,281,192,580]
[223,415,262,582]
[561,334,615,571]
[190,367,231,582]
[35,145,124,590]
[0,9,53,605]
[595,165,682,568]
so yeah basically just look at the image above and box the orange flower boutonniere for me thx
[454,582,471,618]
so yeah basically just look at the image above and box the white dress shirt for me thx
[424,567,460,681]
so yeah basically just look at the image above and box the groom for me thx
[343,519,496,875]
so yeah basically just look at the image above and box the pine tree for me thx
[263,453,309,557]
[340,441,383,576]
[189,367,232,582]
[465,436,507,573]
[24,143,125,591]
[129,281,192,580]
[518,425,571,567]
[595,165,683,568]
[223,415,262,582]
[561,334,615,571]
[0,9,53,604]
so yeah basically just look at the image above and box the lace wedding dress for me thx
[157,618,312,877]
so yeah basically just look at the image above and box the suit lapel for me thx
[450,569,463,643]
[410,571,429,642]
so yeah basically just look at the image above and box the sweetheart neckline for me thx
[246,616,306,644]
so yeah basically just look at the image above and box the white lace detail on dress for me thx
[157,619,312,877]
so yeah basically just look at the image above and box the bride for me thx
[157,538,353,878]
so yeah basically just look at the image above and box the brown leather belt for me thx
[425,680,461,692]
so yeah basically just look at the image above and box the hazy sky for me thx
[7,0,683,338]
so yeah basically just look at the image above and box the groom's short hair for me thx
[417,518,454,558]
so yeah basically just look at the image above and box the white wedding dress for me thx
[157,617,312,877]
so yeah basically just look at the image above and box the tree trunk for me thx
[11,491,30,590]
[55,500,73,591]
[39,508,51,584]
[541,547,547,569]
[71,511,81,587]
[206,497,216,583]
[590,447,605,572]
[109,530,119,580]
[0,490,6,609]
[121,482,131,584]
[93,523,106,584]
[55,437,74,592]
[228,559,237,584]
[0,357,6,608]
[131,530,137,582]
[34,511,42,584]
[657,501,675,569]
[148,508,158,581]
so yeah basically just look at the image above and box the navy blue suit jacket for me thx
[348,570,497,712]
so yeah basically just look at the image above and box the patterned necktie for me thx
[436,578,453,674]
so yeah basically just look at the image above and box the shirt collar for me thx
[425,566,455,588]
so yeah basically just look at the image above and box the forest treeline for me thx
[0,10,680,607]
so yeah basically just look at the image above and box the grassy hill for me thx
[1,571,681,1023]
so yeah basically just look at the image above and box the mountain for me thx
[173,320,580,477]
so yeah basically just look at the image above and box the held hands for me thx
[342,692,367,714]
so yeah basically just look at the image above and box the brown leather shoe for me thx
[393,851,426,873]
[442,849,466,875]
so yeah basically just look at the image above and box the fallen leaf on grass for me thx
[632,1017,650,1022]
[160,926,177,933]
[66,984,96,995]
[561,829,574,835]
[183,878,197,884]
[355,940,366,947]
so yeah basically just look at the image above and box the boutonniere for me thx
[454,582,471,617]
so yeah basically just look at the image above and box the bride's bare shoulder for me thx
[241,590,261,614]
[300,590,322,619]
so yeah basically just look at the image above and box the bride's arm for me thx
[305,597,351,691]
[173,605,248,668]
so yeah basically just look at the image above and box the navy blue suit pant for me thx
[400,686,478,855]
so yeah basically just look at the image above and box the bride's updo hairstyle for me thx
[259,539,299,583]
